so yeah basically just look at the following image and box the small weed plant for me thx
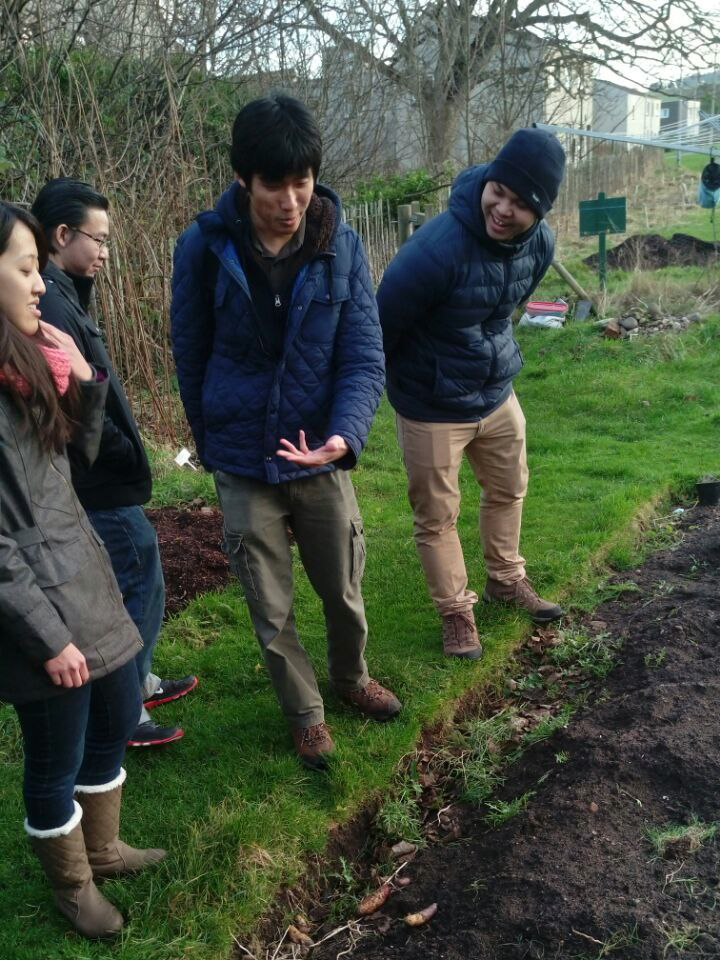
[644,648,668,669]
[376,773,425,844]
[485,791,535,827]
[549,629,622,681]
[662,922,702,957]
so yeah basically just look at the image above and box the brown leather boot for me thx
[483,576,564,623]
[27,805,124,939]
[338,679,402,720]
[291,722,335,770]
[76,771,166,879]
[441,610,483,660]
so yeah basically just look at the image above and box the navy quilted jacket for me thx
[377,163,554,422]
[171,182,384,482]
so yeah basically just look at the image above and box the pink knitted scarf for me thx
[0,343,72,397]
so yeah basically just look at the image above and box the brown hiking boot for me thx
[291,722,335,770]
[339,679,402,721]
[442,610,483,660]
[483,576,564,623]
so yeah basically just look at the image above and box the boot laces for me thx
[301,722,330,747]
[443,611,476,647]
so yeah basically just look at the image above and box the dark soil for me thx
[313,506,720,960]
[584,233,720,271]
[147,506,230,616]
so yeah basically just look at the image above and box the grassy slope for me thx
[2,312,719,959]
[1,165,719,958]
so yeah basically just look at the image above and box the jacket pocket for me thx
[303,276,351,343]
[12,525,45,548]
[222,529,258,600]
[432,355,492,400]
[350,517,366,584]
[19,536,88,588]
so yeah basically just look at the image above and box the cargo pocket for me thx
[222,529,258,600]
[350,517,366,584]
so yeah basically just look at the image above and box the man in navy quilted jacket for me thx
[171,95,401,770]
[377,129,566,661]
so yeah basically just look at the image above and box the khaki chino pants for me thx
[214,469,370,728]
[396,392,529,616]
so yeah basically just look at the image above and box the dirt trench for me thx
[310,507,720,960]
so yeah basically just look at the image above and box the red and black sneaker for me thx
[143,676,198,710]
[127,721,184,748]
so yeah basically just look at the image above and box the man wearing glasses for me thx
[31,178,198,748]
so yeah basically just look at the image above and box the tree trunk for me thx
[420,92,458,171]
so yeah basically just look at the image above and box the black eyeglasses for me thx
[73,228,111,251]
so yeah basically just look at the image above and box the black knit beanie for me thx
[485,128,566,218]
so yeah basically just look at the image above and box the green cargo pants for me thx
[214,469,370,728]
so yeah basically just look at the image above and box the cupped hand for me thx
[44,643,90,688]
[38,321,94,382]
[276,430,349,467]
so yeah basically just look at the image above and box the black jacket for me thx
[38,262,152,509]
[0,381,142,704]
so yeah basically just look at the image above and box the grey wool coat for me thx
[0,379,142,704]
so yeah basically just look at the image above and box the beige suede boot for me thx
[75,769,166,879]
[27,802,124,939]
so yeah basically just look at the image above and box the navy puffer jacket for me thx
[171,182,384,482]
[377,164,554,422]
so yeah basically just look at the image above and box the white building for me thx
[593,80,662,145]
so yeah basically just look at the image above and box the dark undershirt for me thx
[239,217,309,358]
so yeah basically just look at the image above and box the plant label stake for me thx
[174,447,197,470]
[579,192,627,290]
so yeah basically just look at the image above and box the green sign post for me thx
[579,192,627,289]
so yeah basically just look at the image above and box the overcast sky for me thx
[600,0,719,93]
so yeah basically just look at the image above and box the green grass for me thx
[665,151,711,175]
[646,818,719,859]
[145,442,217,507]
[2,304,720,956]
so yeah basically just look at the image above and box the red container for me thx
[525,300,568,317]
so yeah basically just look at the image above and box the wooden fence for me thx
[344,145,667,285]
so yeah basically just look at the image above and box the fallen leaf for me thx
[357,883,392,916]
[404,903,438,927]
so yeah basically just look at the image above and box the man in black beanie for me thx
[377,128,566,660]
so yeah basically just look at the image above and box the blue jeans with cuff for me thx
[86,505,165,720]
[15,659,141,831]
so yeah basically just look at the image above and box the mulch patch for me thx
[147,506,230,617]
[584,233,720,271]
[310,506,720,960]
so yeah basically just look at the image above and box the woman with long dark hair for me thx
[0,201,165,939]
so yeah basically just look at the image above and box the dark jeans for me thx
[15,659,141,831]
[86,506,165,689]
